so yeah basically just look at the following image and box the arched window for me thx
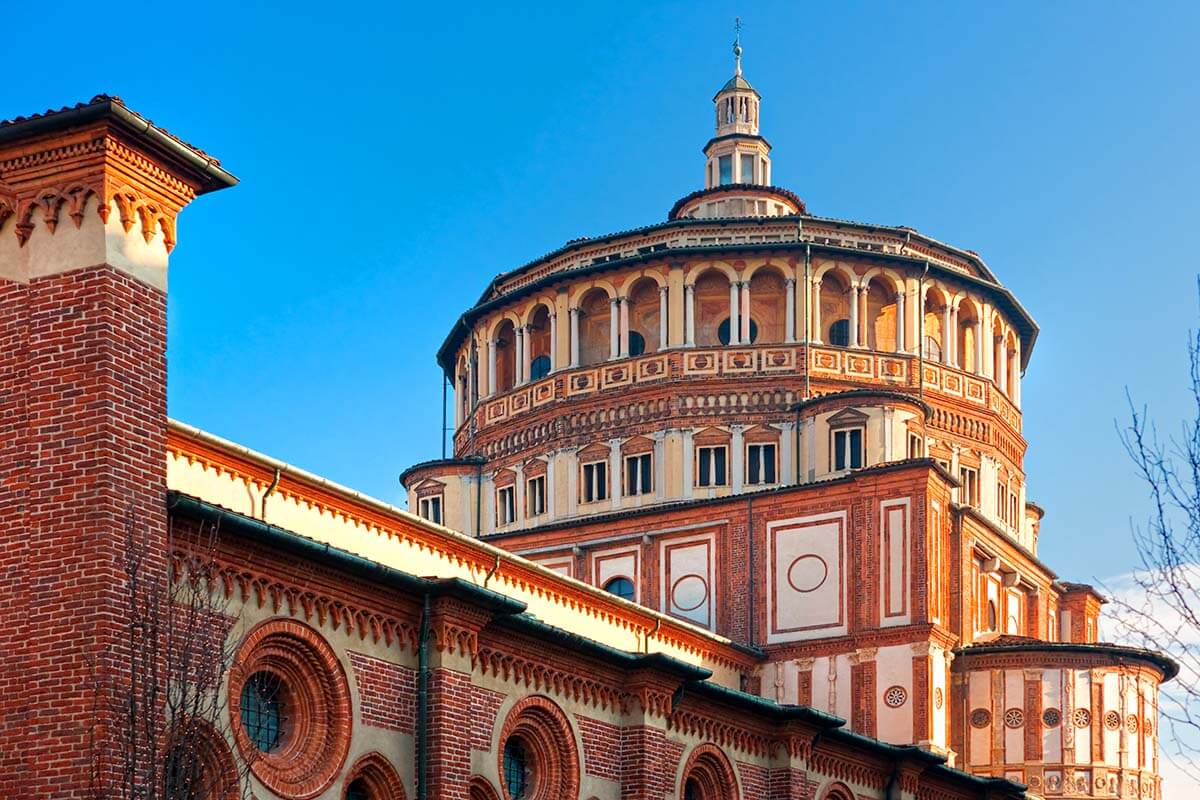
[346,779,371,800]
[684,780,701,800]
[163,719,240,800]
[529,356,551,381]
[628,331,646,357]
[240,672,284,753]
[679,744,738,800]
[342,752,407,800]
[828,319,850,347]
[923,335,942,361]
[603,577,635,601]
[503,738,529,799]
[718,318,758,346]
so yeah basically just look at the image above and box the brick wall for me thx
[348,650,416,733]
[0,265,168,799]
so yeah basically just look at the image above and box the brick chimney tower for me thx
[0,96,235,797]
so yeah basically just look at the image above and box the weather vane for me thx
[733,16,743,76]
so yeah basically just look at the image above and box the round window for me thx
[603,577,635,602]
[503,737,529,800]
[529,355,551,381]
[969,708,991,729]
[240,671,285,753]
[628,331,646,357]
[1073,708,1092,728]
[827,319,850,347]
[883,686,907,708]
[1004,708,1025,729]
[1043,708,1062,727]
[717,317,758,345]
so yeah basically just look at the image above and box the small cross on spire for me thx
[733,17,743,76]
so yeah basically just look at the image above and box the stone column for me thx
[811,279,823,344]
[549,311,558,372]
[998,336,1009,394]
[739,280,751,343]
[609,438,622,510]
[487,338,497,395]
[515,326,526,384]
[784,278,796,343]
[895,290,906,352]
[619,297,630,357]
[728,280,741,345]
[805,416,817,482]
[514,462,525,523]
[848,285,860,348]
[731,425,745,493]
[569,307,580,367]
[1011,341,1022,405]
[949,304,959,367]
[941,304,952,365]
[658,285,669,350]
[974,322,984,376]
[546,454,557,521]
[609,298,620,359]
[684,285,696,346]
[681,429,695,498]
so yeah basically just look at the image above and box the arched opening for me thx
[865,277,899,352]
[341,753,406,800]
[577,289,611,367]
[457,355,470,424]
[527,304,552,380]
[957,298,981,373]
[693,270,730,347]
[923,287,947,361]
[494,319,517,393]
[819,272,851,346]
[679,744,738,800]
[603,576,635,601]
[163,719,240,800]
[627,278,661,354]
[749,267,787,343]
[469,777,502,800]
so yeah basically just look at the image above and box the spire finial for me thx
[733,17,743,76]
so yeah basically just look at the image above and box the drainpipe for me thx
[802,241,811,401]
[416,593,431,800]
[260,468,280,519]
[918,262,929,402]
[441,375,448,460]
[475,461,483,537]
[747,494,755,647]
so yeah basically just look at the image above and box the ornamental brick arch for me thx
[615,267,667,296]
[818,781,856,800]
[677,742,739,800]
[567,277,618,307]
[162,718,241,800]
[494,695,581,800]
[227,617,352,800]
[341,752,406,800]
[469,776,502,800]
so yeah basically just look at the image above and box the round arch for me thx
[576,287,612,366]
[626,275,662,354]
[616,269,666,296]
[568,278,617,307]
[342,752,406,800]
[742,259,794,281]
[683,261,738,287]
[747,264,789,343]
[469,776,502,800]
[678,743,739,800]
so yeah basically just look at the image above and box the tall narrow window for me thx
[832,427,864,471]
[696,445,728,487]
[624,453,652,496]
[746,443,777,485]
[419,495,443,525]
[496,486,516,526]
[740,153,755,183]
[959,466,979,508]
[526,475,545,517]
[718,155,733,185]
[581,460,608,503]
[907,432,924,459]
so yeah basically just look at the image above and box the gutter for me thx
[0,97,239,192]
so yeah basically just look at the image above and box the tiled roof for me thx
[0,94,220,165]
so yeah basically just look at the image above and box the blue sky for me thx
[7,1,1197,577]
[8,0,1200,763]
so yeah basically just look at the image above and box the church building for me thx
[0,34,1174,800]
